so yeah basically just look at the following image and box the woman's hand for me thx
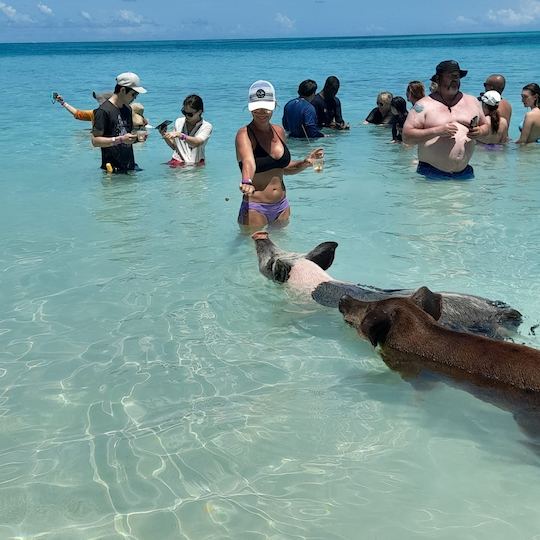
[239,180,255,195]
[304,147,324,165]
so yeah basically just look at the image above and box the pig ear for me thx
[305,241,338,270]
[360,308,392,347]
[410,286,442,321]
[272,260,292,283]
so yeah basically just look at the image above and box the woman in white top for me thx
[161,94,212,166]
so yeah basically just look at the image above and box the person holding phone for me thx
[403,60,488,180]
[91,72,147,173]
[53,91,111,121]
[160,95,212,167]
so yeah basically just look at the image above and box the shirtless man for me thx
[403,60,489,180]
[482,74,512,126]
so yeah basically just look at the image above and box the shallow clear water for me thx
[1,34,540,539]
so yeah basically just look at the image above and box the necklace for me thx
[432,91,463,112]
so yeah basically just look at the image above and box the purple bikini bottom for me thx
[238,197,290,223]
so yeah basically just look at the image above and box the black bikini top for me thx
[238,125,291,173]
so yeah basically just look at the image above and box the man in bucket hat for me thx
[403,60,489,180]
[91,72,147,173]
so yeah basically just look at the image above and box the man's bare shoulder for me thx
[411,96,437,114]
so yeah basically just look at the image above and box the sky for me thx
[1,0,540,43]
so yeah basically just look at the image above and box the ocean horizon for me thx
[3,29,540,46]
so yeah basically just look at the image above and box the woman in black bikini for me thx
[235,80,323,229]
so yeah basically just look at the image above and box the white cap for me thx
[248,80,276,111]
[116,72,147,94]
[481,90,501,107]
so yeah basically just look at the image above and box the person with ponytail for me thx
[516,83,540,144]
[476,91,508,145]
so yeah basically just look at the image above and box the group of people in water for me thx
[54,63,540,228]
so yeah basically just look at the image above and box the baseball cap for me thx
[433,60,468,79]
[116,72,147,94]
[481,90,502,107]
[248,80,276,111]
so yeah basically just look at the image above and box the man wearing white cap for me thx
[403,60,489,180]
[91,72,147,172]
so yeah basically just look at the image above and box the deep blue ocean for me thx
[1,33,540,539]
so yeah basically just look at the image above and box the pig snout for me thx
[251,231,269,241]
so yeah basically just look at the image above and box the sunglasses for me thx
[182,108,200,118]
[377,101,384,106]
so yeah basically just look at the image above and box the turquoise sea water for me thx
[1,33,540,539]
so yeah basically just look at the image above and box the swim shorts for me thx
[417,161,474,180]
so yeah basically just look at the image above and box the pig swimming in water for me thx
[251,231,522,340]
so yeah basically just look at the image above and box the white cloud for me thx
[275,12,294,30]
[37,2,52,16]
[456,15,477,25]
[118,9,143,24]
[487,0,540,25]
[80,11,92,21]
[363,24,386,34]
[0,2,34,23]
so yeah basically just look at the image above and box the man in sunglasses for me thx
[480,74,512,126]
[91,72,147,173]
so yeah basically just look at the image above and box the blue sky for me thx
[1,0,540,42]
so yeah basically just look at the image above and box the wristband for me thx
[180,133,187,141]
[241,178,253,185]
[61,102,67,107]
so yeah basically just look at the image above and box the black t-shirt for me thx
[311,93,344,127]
[365,107,384,124]
[92,100,135,171]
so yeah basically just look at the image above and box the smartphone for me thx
[469,115,479,129]
[155,120,172,132]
